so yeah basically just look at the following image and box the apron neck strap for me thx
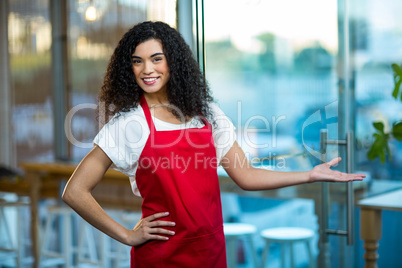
[140,95,212,131]
[199,116,211,129]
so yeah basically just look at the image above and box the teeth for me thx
[143,78,157,82]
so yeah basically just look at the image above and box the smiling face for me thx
[131,39,170,98]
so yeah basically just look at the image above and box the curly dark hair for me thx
[98,21,214,124]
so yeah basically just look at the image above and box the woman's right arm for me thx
[62,145,175,246]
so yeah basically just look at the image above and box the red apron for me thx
[130,96,227,267]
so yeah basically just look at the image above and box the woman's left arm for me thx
[221,141,366,191]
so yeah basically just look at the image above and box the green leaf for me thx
[391,63,402,101]
[392,79,401,99]
[373,121,385,134]
[379,149,386,163]
[367,63,402,164]
[367,133,383,161]
[392,121,402,141]
[391,63,402,74]
[367,131,391,163]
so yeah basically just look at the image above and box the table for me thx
[0,162,142,268]
[357,188,402,268]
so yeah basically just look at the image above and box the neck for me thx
[143,91,169,106]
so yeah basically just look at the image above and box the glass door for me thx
[200,0,351,266]
[193,0,402,267]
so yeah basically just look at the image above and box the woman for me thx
[62,21,365,267]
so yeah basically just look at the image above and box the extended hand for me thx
[128,212,176,246]
[309,157,366,183]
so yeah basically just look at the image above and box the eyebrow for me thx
[131,52,164,59]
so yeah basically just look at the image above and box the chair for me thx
[114,212,142,268]
[76,220,111,268]
[77,210,141,268]
[223,222,258,268]
[260,227,314,268]
[40,205,75,268]
[0,198,32,267]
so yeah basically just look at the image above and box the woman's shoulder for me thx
[206,101,229,120]
[207,101,223,114]
[109,105,144,122]
[103,105,147,131]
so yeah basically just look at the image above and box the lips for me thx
[142,77,159,85]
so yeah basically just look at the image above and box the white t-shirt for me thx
[93,102,236,197]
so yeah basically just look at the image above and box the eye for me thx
[153,57,163,62]
[132,59,142,64]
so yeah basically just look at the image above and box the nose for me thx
[142,61,154,75]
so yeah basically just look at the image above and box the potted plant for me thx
[367,63,402,163]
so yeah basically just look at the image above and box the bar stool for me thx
[0,198,32,267]
[40,205,75,268]
[223,222,258,268]
[76,220,112,268]
[260,227,314,268]
[76,210,140,268]
[115,212,142,268]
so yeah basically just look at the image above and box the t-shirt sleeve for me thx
[93,111,149,177]
[209,103,237,165]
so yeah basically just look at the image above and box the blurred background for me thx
[1,0,401,267]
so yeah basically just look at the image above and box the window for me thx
[67,0,177,161]
[7,0,178,164]
[9,0,53,162]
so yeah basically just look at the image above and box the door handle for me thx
[320,129,354,245]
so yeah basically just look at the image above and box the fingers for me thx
[328,163,366,182]
[325,158,367,181]
[338,173,365,182]
[148,220,176,228]
[326,157,341,167]
[145,211,171,221]
[312,158,366,183]
[350,174,365,181]
[143,212,176,228]
[136,212,176,242]
[140,226,175,242]
[146,227,175,240]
